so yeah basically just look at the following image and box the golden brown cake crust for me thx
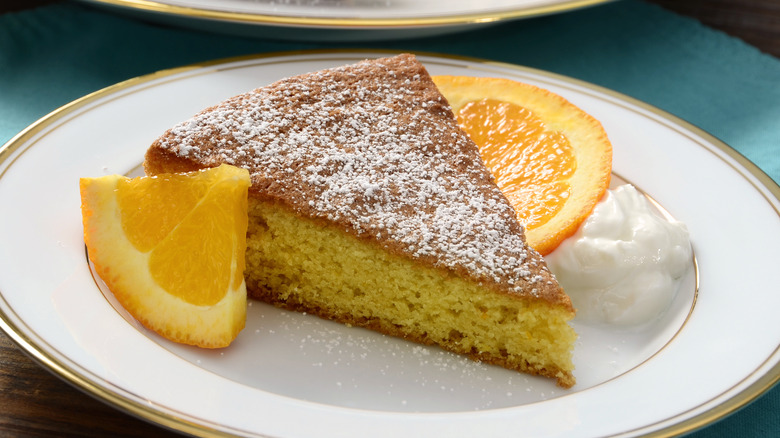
[144,54,571,311]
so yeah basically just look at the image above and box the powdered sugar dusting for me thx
[152,54,557,298]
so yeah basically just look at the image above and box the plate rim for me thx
[1,49,779,438]
[74,0,614,28]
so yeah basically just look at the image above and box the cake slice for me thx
[144,54,577,387]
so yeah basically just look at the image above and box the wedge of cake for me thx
[144,54,577,387]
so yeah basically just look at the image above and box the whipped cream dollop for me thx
[545,184,692,326]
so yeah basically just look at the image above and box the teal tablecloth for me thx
[1,1,779,436]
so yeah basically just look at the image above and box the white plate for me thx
[1,50,779,437]
[74,0,612,41]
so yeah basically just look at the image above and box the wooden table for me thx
[1,1,778,436]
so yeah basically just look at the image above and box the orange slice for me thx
[80,164,250,348]
[433,76,612,255]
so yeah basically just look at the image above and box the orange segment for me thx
[80,164,250,348]
[458,98,577,230]
[116,172,209,252]
[433,76,612,255]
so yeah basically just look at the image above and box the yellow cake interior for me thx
[246,200,577,387]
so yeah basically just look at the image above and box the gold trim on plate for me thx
[1,49,779,438]
[77,0,613,28]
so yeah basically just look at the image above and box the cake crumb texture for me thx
[247,202,576,387]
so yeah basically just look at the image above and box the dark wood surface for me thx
[1,1,778,437]
[648,0,780,58]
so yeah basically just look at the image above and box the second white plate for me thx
[75,0,612,41]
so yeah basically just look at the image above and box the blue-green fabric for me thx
[1,1,778,436]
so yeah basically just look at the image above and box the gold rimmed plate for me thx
[0,50,778,437]
[75,0,613,41]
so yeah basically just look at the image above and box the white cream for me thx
[545,184,692,326]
